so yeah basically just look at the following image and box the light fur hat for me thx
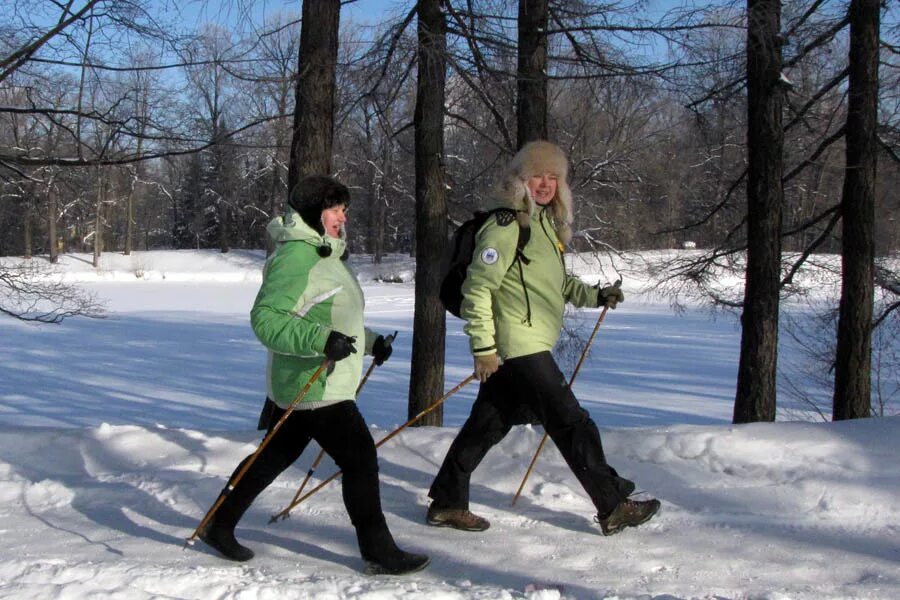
[495,140,574,243]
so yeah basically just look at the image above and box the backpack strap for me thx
[515,222,531,264]
[493,208,531,264]
[488,208,533,325]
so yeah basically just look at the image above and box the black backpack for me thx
[440,208,530,318]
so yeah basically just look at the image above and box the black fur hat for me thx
[288,175,351,235]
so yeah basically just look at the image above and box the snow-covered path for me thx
[1,250,897,599]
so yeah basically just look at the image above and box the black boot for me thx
[198,452,285,562]
[198,516,255,562]
[364,549,431,576]
[358,521,430,575]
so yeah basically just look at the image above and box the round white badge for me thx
[480,247,499,265]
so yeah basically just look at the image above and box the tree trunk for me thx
[286,0,340,193]
[92,168,105,268]
[833,0,879,420]
[375,148,391,263]
[408,0,448,426]
[733,0,784,423]
[125,179,134,255]
[23,186,34,259]
[368,133,391,265]
[517,0,549,147]
[218,194,230,253]
[363,114,380,259]
[125,136,143,256]
[266,94,289,254]
[48,176,58,263]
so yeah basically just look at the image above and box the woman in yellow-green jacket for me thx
[426,141,661,536]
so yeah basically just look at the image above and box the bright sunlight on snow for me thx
[0,250,897,599]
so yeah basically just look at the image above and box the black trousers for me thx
[428,351,635,517]
[214,400,398,560]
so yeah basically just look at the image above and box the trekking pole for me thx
[270,373,476,522]
[277,331,398,521]
[185,359,331,547]
[511,280,621,506]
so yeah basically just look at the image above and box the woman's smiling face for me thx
[527,172,558,205]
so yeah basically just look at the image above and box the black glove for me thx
[597,281,624,309]
[323,331,357,362]
[372,332,395,366]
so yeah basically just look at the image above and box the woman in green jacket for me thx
[426,141,660,536]
[199,175,429,575]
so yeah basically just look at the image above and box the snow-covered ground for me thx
[1,250,897,600]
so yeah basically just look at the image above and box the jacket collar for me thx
[267,209,347,257]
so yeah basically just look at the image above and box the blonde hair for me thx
[501,140,573,243]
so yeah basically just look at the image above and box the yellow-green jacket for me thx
[461,206,600,360]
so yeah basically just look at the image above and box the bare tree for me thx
[517,0,549,145]
[122,54,156,255]
[409,0,449,425]
[241,13,300,245]
[833,0,880,420]
[333,17,417,261]
[0,0,104,85]
[733,0,785,423]
[183,26,241,253]
[0,261,104,323]
[286,0,340,191]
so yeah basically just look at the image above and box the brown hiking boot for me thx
[596,498,660,536]
[426,506,490,531]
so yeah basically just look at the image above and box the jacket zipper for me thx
[538,209,565,292]
[516,258,533,326]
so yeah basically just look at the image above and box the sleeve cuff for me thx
[314,326,331,355]
[364,327,378,355]
[472,344,497,356]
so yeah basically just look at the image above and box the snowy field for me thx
[0,250,897,600]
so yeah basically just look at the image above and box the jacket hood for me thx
[486,141,574,244]
[266,209,347,257]
[288,175,351,235]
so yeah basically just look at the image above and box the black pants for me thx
[214,400,398,560]
[428,351,635,517]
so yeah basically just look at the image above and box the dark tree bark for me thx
[286,0,340,194]
[408,0,448,425]
[365,124,390,264]
[217,194,230,253]
[125,175,135,256]
[125,135,145,256]
[48,178,58,263]
[517,0,549,147]
[733,0,784,423]
[375,146,391,263]
[92,168,105,268]
[23,186,34,259]
[833,0,879,420]
[210,121,231,254]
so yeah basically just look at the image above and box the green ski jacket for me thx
[250,210,376,409]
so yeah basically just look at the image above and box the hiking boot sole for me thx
[198,525,255,561]
[426,516,490,532]
[364,556,431,576]
[600,503,660,536]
